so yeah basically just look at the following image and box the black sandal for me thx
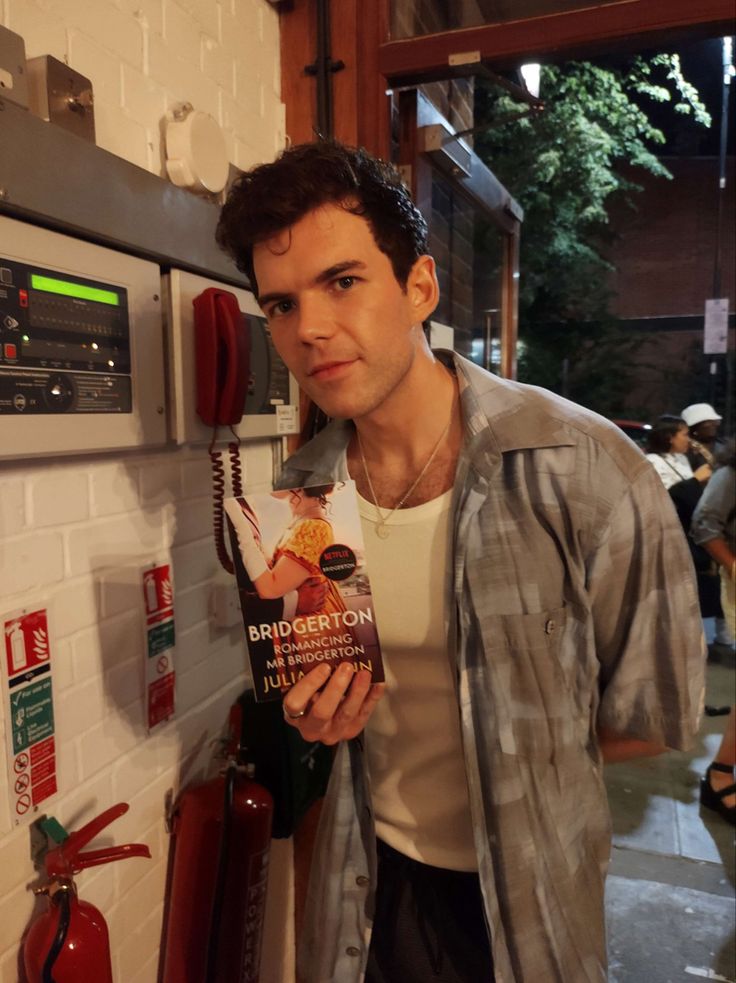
[700,762,736,826]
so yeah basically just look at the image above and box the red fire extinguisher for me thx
[161,703,274,983]
[23,802,151,983]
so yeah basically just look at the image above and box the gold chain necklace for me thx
[356,417,452,539]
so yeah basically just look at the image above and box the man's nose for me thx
[295,292,336,343]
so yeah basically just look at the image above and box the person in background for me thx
[215,140,705,983]
[691,439,736,826]
[682,402,724,470]
[681,404,734,653]
[645,415,720,625]
[645,414,712,491]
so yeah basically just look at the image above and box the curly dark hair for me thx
[215,140,429,295]
[646,415,687,454]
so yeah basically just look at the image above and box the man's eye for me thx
[270,300,293,317]
[335,276,355,291]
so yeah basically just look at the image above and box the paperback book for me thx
[225,480,384,702]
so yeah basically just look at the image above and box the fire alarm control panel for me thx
[0,215,166,459]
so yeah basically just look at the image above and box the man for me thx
[682,402,724,470]
[216,142,704,983]
[681,403,734,653]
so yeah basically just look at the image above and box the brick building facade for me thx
[605,156,735,420]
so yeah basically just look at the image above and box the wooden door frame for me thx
[379,0,736,86]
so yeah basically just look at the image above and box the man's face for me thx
[693,420,719,441]
[253,203,437,420]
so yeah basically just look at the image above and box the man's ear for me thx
[407,255,439,324]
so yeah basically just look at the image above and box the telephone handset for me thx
[192,287,250,574]
[192,287,250,426]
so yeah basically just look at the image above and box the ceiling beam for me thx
[380,0,736,84]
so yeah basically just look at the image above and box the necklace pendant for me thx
[375,523,390,539]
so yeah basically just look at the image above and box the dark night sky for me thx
[611,36,735,157]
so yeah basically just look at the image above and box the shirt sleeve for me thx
[586,463,705,750]
[691,467,735,545]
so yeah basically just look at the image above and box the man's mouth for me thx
[307,360,356,380]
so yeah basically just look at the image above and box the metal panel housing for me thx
[0,96,247,288]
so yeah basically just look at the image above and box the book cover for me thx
[225,481,384,702]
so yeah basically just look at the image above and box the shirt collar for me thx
[279,351,577,487]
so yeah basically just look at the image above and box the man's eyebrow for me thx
[313,260,367,284]
[257,260,367,309]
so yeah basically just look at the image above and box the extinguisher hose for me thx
[42,888,71,983]
[205,763,236,983]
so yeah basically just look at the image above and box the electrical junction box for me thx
[26,55,96,144]
[0,215,167,459]
[164,268,299,444]
[0,24,29,110]
[209,571,243,629]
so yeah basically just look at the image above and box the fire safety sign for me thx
[143,562,176,731]
[2,607,57,826]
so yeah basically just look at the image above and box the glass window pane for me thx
[392,0,626,40]
[427,171,505,365]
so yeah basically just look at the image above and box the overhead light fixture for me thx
[520,63,541,99]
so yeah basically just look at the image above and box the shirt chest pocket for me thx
[473,606,587,761]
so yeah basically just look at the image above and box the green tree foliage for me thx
[474,56,710,414]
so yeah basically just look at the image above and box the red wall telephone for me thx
[192,287,250,427]
[192,287,250,573]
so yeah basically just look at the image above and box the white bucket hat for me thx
[681,403,722,428]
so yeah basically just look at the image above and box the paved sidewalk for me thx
[605,660,735,983]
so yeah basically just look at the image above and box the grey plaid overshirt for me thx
[277,353,705,983]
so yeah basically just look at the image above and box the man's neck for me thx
[346,353,463,509]
[353,353,457,462]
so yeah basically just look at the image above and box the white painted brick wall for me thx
[0,1,287,979]
[0,445,273,979]
[2,0,285,175]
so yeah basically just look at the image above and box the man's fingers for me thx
[283,666,384,744]
[282,663,332,717]
[334,670,374,721]
[308,663,357,723]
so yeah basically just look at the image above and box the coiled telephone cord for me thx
[208,426,243,575]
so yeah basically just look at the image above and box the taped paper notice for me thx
[276,404,298,435]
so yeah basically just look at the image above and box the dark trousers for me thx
[365,839,494,983]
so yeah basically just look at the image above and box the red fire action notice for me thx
[3,608,58,826]
[142,563,176,730]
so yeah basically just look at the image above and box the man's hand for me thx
[282,662,385,745]
[295,577,329,615]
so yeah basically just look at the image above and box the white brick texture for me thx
[0,0,284,974]
[1,0,284,176]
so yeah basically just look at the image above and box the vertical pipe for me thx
[713,36,732,299]
[315,0,334,139]
[484,309,494,372]
[500,225,520,380]
[712,37,734,431]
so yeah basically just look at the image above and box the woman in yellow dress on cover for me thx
[266,484,348,626]
[232,483,349,629]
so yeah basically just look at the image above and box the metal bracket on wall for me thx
[0,95,247,287]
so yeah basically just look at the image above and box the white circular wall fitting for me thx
[165,110,229,194]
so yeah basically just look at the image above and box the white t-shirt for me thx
[359,489,478,872]
[645,452,694,490]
